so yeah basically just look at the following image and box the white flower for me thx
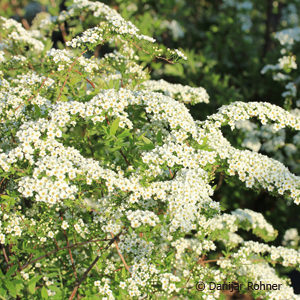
[61,221,69,230]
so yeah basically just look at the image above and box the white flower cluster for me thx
[171,237,216,264]
[94,277,115,300]
[234,241,300,267]
[203,208,276,244]
[232,208,277,240]
[261,55,297,76]
[275,27,300,49]
[141,79,209,104]
[0,17,44,52]
[235,117,300,173]
[0,71,53,121]
[1,7,300,299]
[118,232,154,261]
[125,258,159,297]
[204,213,237,232]
[262,25,299,101]
[0,212,24,242]
[66,24,108,48]
[174,49,187,60]
[238,263,297,300]
[64,0,155,49]
[159,273,181,294]
[47,48,99,73]
[278,55,297,70]
[206,101,300,130]
[0,50,5,63]
[282,228,299,247]
[199,101,300,204]
[126,210,160,228]
[102,51,148,82]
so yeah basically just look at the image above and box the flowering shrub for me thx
[0,1,300,299]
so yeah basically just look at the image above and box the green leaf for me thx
[28,282,36,294]
[156,130,163,145]
[110,118,120,136]
[5,264,18,278]
[0,287,7,298]
[0,195,12,201]
[141,135,152,144]
[28,275,42,294]
[5,281,16,297]
[121,267,126,278]
[117,129,131,139]
[41,286,48,299]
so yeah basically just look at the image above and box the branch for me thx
[68,231,124,300]
[110,232,131,273]
[73,70,96,89]
[19,237,109,272]
[2,245,9,264]
[60,215,78,279]
[215,172,224,191]
[129,40,174,64]
[57,50,87,101]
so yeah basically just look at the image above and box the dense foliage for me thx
[0,0,299,299]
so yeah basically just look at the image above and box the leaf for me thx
[28,282,36,294]
[140,136,155,150]
[41,286,48,299]
[5,264,18,278]
[5,281,16,297]
[156,130,163,145]
[109,118,120,136]
[0,287,7,298]
[0,195,12,201]
[117,129,131,139]
[141,143,155,151]
[28,275,42,294]
[121,267,126,278]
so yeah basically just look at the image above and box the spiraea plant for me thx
[0,1,299,299]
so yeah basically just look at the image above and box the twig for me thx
[60,215,78,279]
[119,149,131,166]
[21,19,30,30]
[215,172,224,191]
[2,246,9,264]
[73,70,95,89]
[19,237,109,271]
[129,40,174,64]
[68,231,124,300]
[59,23,67,44]
[110,232,131,273]
[168,167,174,178]
[57,50,87,101]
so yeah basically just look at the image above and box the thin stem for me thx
[68,231,124,300]
[60,215,78,279]
[57,50,87,101]
[2,246,9,264]
[111,232,131,273]
[73,70,96,89]
[19,237,109,272]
